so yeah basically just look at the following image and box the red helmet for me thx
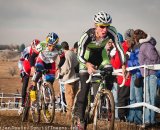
[31,39,40,47]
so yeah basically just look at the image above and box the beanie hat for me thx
[124,29,134,40]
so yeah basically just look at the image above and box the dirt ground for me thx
[0,60,160,130]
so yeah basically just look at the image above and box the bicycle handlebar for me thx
[86,70,125,87]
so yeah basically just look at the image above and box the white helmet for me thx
[94,11,112,26]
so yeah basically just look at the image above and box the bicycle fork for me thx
[89,92,101,118]
[42,82,51,104]
[89,83,104,118]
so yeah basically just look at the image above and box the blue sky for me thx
[0,0,160,49]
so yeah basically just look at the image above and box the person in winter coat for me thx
[110,33,132,122]
[126,29,143,125]
[134,29,160,126]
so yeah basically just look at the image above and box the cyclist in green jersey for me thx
[74,11,126,129]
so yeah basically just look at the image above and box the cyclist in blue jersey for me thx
[74,11,126,129]
[30,32,61,117]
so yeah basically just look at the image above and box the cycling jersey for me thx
[38,48,59,63]
[78,26,125,70]
[30,41,61,66]
[18,46,37,73]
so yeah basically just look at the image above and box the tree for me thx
[19,43,25,52]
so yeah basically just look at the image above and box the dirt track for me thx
[0,111,71,129]
[1,60,160,130]
[1,110,160,130]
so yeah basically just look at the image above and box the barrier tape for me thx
[116,102,160,113]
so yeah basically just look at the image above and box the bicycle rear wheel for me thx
[22,93,30,122]
[93,90,115,130]
[41,82,55,123]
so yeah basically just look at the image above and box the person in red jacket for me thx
[110,32,133,121]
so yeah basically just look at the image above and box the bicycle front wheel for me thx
[30,93,41,123]
[93,90,115,130]
[41,82,55,123]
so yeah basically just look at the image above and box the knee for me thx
[35,63,44,72]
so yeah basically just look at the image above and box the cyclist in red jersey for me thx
[18,39,40,115]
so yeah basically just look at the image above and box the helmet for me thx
[46,32,59,45]
[94,11,112,26]
[31,39,40,47]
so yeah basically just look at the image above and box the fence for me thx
[0,92,63,111]
[114,64,160,126]
[0,93,21,110]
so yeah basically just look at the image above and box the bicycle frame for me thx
[34,70,55,123]
[88,73,106,117]
[85,69,116,130]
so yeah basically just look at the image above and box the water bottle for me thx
[30,85,36,101]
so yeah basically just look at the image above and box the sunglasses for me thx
[48,44,54,47]
[99,25,109,29]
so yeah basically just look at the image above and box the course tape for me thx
[116,102,160,113]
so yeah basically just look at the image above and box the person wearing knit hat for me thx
[127,29,143,125]
[124,29,135,49]
[124,29,134,40]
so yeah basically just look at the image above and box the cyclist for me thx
[30,32,61,117]
[74,11,126,129]
[18,39,40,115]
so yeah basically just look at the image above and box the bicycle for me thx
[22,69,55,124]
[71,67,123,130]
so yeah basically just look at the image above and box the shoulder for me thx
[66,50,74,56]
[36,41,47,52]
[108,26,117,34]
[55,43,62,50]
[80,28,95,40]
[107,26,118,41]
[23,46,31,52]
[66,50,77,58]
[140,42,152,50]
[21,46,30,55]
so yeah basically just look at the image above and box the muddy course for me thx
[0,53,160,130]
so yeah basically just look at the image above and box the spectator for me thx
[127,29,143,125]
[59,41,79,119]
[72,42,78,54]
[134,29,160,126]
[110,30,132,121]
[72,42,79,74]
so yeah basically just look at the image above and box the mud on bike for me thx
[21,69,55,123]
